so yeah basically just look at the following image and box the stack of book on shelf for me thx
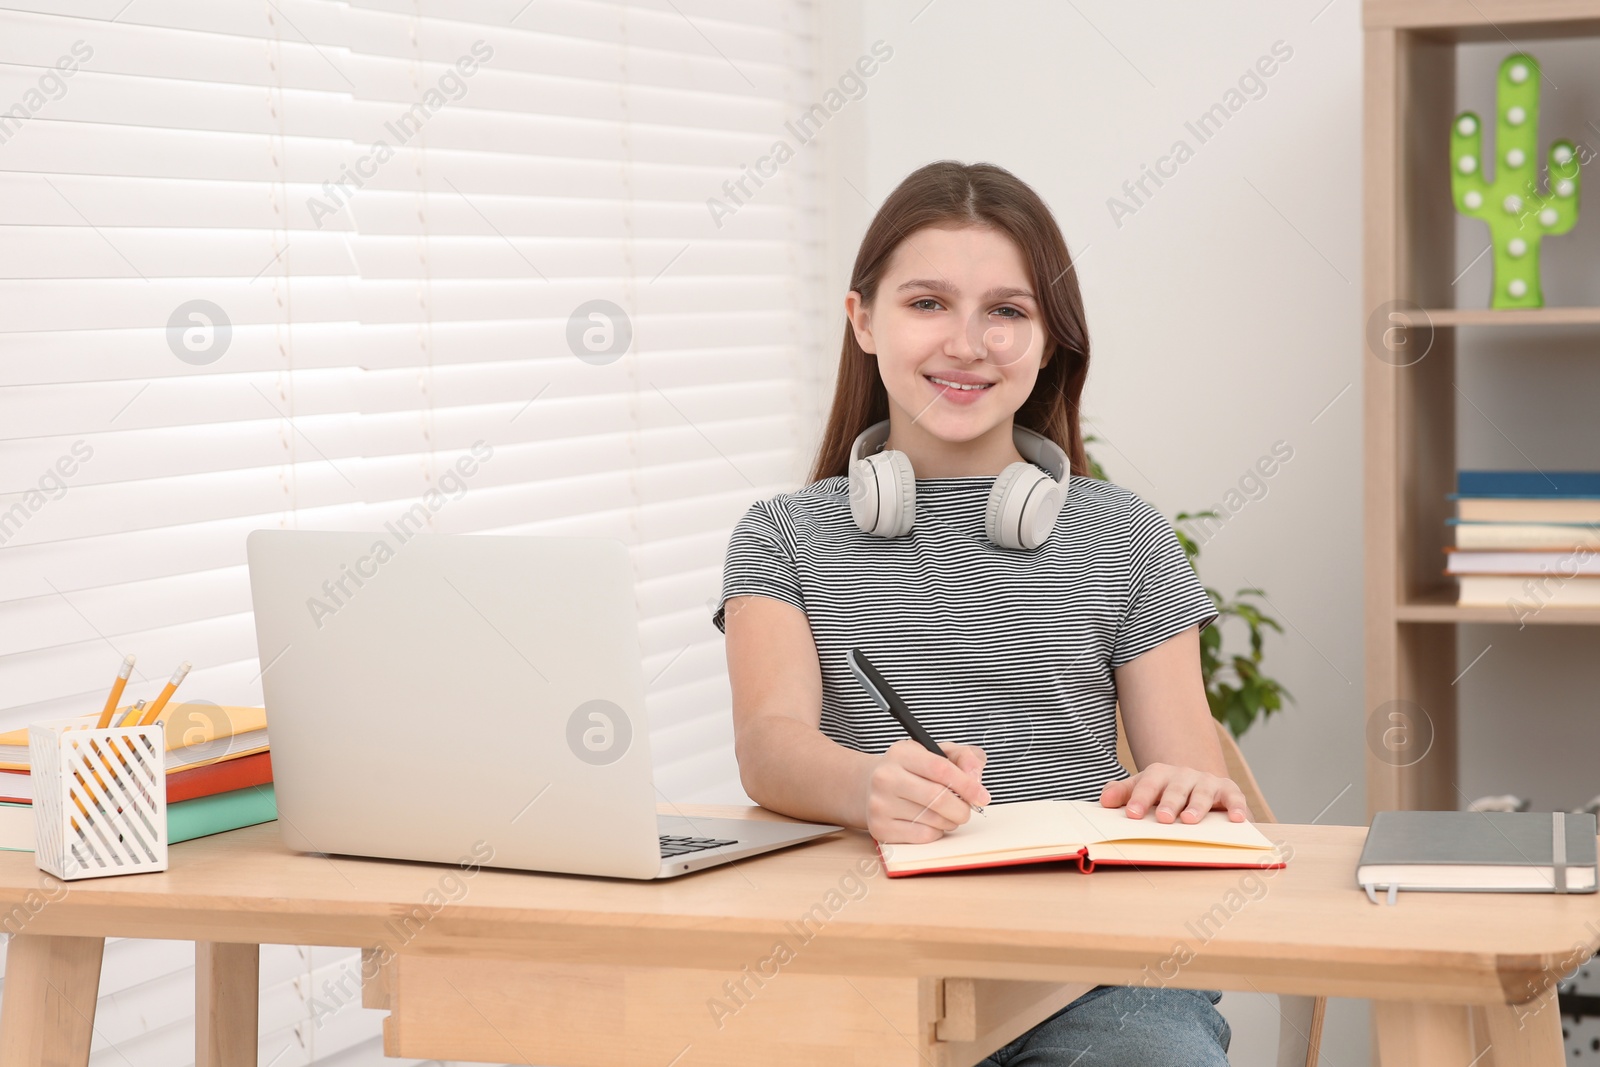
[0,703,275,852]
[1447,470,1600,608]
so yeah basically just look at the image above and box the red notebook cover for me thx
[872,799,1290,879]
[874,840,1287,878]
[167,750,274,803]
[0,750,273,805]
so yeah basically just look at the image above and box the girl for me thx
[712,160,1249,1065]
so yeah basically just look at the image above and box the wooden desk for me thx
[0,805,1590,1067]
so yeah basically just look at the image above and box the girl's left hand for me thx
[1099,762,1253,823]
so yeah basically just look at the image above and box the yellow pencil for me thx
[117,700,147,728]
[138,661,191,726]
[84,653,139,794]
[95,653,137,729]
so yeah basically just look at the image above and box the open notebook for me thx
[877,799,1284,877]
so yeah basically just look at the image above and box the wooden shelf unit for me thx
[1396,586,1600,625]
[1362,0,1600,817]
[1423,307,1600,325]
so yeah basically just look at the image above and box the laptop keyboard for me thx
[660,834,738,858]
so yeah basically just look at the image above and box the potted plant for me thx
[1084,434,1293,739]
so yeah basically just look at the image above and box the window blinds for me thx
[1,0,824,793]
[0,1,824,1061]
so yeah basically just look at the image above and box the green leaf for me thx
[1167,507,1293,740]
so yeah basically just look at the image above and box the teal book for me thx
[0,784,277,852]
[168,784,277,844]
[1455,470,1600,498]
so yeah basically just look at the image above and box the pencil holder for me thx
[28,715,168,880]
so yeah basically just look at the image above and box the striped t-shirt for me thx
[711,469,1219,804]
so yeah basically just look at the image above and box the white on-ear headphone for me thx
[846,419,1070,550]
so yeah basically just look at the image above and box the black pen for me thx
[846,648,986,815]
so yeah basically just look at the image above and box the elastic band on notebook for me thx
[1553,811,1568,894]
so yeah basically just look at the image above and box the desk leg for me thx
[1374,990,1564,1067]
[1477,986,1564,1067]
[195,942,259,1067]
[0,933,103,1067]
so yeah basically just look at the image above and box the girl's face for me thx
[846,224,1049,448]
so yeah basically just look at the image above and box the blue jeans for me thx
[973,984,1230,1066]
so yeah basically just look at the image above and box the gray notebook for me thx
[1356,810,1598,904]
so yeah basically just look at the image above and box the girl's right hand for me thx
[865,739,991,844]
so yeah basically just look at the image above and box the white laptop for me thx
[244,530,840,879]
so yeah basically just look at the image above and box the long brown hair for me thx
[807,160,1092,484]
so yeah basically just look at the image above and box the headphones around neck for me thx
[846,419,1070,550]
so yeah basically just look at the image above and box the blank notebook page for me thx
[883,799,1277,865]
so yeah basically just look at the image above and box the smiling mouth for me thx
[925,375,994,392]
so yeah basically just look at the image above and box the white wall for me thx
[821,1,1370,1062]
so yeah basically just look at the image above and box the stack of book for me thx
[1447,470,1600,607]
[0,703,276,852]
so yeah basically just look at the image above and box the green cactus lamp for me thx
[1450,53,1581,309]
